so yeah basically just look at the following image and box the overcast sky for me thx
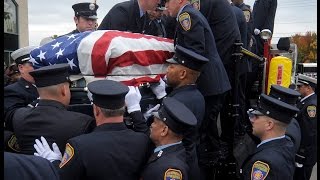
[28,0,317,46]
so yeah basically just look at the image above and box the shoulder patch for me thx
[243,10,251,22]
[307,105,316,118]
[191,0,200,11]
[59,143,74,168]
[251,161,270,180]
[8,134,20,152]
[164,168,182,180]
[179,12,191,31]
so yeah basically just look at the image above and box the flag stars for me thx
[67,34,77,40]
[55,48,65,59]
[37,50,46,61]
[51,41,62,50]
[66,58,77,70]
[29,55,39,65]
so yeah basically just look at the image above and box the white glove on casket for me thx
[125,86,142,113]
[33,136,62,162]
[150,78,167,99]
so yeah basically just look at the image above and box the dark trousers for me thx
[294,165,315,180]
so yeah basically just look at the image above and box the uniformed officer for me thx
[241,93,299,179]
[12,64,95,155]
[165,0,231,169]
[4,46,39,153]
[4,152,60,180]
[294,74,317,180]
[127,45,208,179]
[252,0,277,56]
[98,0,160,35]
[147,3,167,37]
[34,79,151,180]
[141,97,197,180]
[67,2,99,34]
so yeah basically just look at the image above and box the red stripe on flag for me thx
[120,74,165,86]
[107,51,174,73]
[91,30,173,76]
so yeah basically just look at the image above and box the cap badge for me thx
[89,3,95,10]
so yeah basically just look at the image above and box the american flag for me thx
[30,30,175,86]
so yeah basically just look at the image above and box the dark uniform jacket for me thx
[175,4,231,96]
[168,85,205,179]
[141,143,189,180]
[4,78,38,130]
[4,152,60,180]
[98,0,155,35]
[241,137,295,179]
[296,93,317,166]
[12,99,95,155]
[199,0,241,67]
[57,123,152,180]
[285,118,301,153]
[252,0,277,33]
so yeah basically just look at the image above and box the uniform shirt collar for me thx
[176,4,189,21]
[257,135,285,148]
[154,141,182,153]
[300,92,315,102]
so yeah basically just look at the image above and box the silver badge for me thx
[89,3,95,10]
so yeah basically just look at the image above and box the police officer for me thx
[241,94,299,179]
[4,46,39,153]
[4,152,60,180]
[127,45,208,179]
[165,0,231,168]
[141,97,197,180]
[34,79,151,180]
[252,0,277,56]
[98,0,160,35]
[67,2,99,34]
[12,64,95,155]
[147,4,167,37]
[4,46,39,128]
[294,74,317,180]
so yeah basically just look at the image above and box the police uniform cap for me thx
[166,45,209,71]
[269,85,301,105]
[72,2,99,19]
[29,64,70,88]
[87,80,129,110]
[11,46,38,65]
[296,73,317,88]
[252,94,299,124]
[153,97,197,134]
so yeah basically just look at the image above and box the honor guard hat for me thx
[296,74,317,89]
[11,46,38,65]
[29,64,71,87]
[87,80,129,110]
[269,85,301,105]
[153,97,197,134]
[166,45,209,71]
[250,94,299,124]
[72,2,99,19]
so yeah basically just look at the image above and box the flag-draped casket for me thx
[30,30,175,86]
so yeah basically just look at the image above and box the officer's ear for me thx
[179,69,187,80]
[161,125,169,137]
[74,16,79,25]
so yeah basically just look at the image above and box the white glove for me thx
[143,104,161,120]
[254,28,261,35]
[295,162,303,168]
[33,136,62,162]
[125,86,142,113]
[150,78,167,99]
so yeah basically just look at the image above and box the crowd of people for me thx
[4,0,317,180]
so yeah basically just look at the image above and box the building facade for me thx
[4,0,29,66]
